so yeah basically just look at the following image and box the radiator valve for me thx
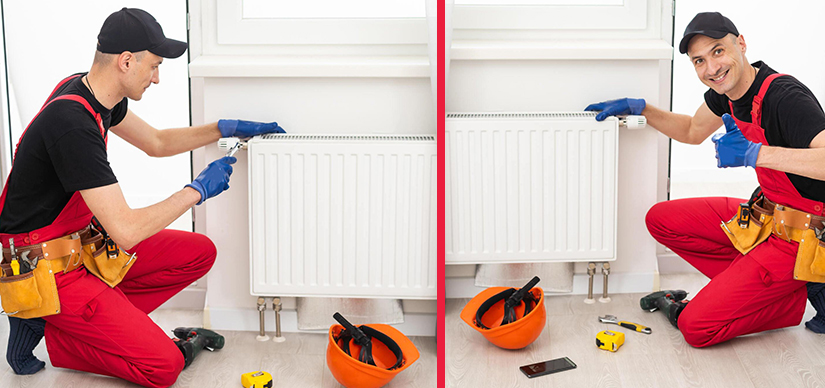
[619,115,646,130]
[217,137,248,157]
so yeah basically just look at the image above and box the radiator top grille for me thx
[446,112,599,119]
[258,134,435,142]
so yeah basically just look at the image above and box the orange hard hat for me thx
[460,276,546,349]
[326,313,420,388]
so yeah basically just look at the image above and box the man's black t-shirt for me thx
[0,73,127,234]
[704,61,825,203]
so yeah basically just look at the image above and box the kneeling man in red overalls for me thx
[587,12,825,347]
[0,8,284,387]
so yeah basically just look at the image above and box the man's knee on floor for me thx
[677,308,716,348]
[144,342,185,388]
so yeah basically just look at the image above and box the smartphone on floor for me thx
[519,357,577,378]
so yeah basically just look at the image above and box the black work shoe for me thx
[807,282,825,333]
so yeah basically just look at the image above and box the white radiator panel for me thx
[248,134,437,299]
[445,112,618,264]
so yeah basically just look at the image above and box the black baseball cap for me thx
[97,8,187,59]
[678,12,739,54]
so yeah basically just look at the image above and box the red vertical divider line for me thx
[437,0,446,387]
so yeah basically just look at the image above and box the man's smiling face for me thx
[688,33,750,99]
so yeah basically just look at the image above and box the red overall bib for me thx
[646,74,818,347]
[0,75,217,387]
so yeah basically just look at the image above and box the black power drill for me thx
[640,290,689,329]
[172,327,225,368]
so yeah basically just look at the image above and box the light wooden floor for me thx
[447,273,825,388]
[0,309,437,388]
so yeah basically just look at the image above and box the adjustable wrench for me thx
[226,142,243,158]
[598,315,652,334]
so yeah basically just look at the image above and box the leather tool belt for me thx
[0,222,138,318]
[753,197,825,242]
[1,226,98,275]
[721,188,825,282]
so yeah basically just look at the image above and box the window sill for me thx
[188,55,431,78]
[451,39,673,61]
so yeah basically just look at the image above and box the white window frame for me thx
[453,0,648,30]
[216,0,428,45]
[456,0,622,5]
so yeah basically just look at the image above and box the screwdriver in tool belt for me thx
[598,315,652,334]
[9,238,19,275]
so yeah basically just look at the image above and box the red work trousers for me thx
[646,197,807,347]
[41,229,216,388]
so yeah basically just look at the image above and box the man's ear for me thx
[118,51,133,72]
[737,34,747,54]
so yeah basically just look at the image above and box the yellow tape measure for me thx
[241,371,272,388]
[596,330,625,352]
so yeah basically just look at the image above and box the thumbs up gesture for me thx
[711,113,762,168]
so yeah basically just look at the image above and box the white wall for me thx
[189,0,437,335]
[3,1,192,231]
[670,1,825,200]
[446,0,672,296]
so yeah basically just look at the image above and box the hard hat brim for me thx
[460,286,547,349]
[326,323,420,388]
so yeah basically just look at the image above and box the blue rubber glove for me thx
[711,113,762,168]
[584,98,646,121]
[186,156,237,205]
[218,119,285,138]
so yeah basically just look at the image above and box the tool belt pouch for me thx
[811,239,825,277]
[0,270,42,317]
[722,207,773,255]
[0,247,70,319]
[793,229,825,282]
[82,238,136,288]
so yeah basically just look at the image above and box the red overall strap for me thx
[727,73,786,131]
[0,75,105,244]
[727,73,825,215]
[751,73,784,127]
[41,74,82,110]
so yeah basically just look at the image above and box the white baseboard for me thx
[205,306,436,337]
[446,271,658,299]
[657,252,702,274]
[158,288,206,310]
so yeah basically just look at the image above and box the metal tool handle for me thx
[226,142,242,158]
[217,137,247,156]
